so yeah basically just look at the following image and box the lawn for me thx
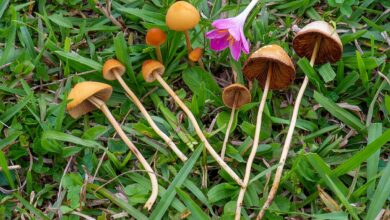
[0,0,389,219]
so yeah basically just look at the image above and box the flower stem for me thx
[237,0,260,21]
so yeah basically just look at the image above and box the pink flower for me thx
[206,0,259,60]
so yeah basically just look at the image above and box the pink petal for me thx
[240,29,250,53]
[229,39,242,61]
[210,35,230,51]
[227,26,241,41]
[212,18,237,29]
[206,29,229,39]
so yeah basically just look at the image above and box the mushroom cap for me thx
[166,1,200,31]
[222,83,251,109]
[102,59,126,80]
[243,44,295,90]
[67,81,113,119]
[142,60,165,83]
[188,47,203,62]
[146,28,167,46]
[293,21,343,64]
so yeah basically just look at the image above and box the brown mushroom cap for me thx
[142,60,165,83]
[222,83,251,109]
[243,44,295,90]
[146,28,167,46]
[67,81,113,118]
[166,1,200,31]
[102,59,126,80]
[293,21,343,64]
[188,47,203,62]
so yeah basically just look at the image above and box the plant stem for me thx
[156,46,163,63]
[256,38,320,220]
[154,74,244,186]
[235,65,272,220]
[221,92,238,160]
[114,71,188,162]
[184,30,193,53]
[88,96,158,211]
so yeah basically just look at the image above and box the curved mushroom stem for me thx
[155,46,163,63]
[184,30,193,53]
[235,65,272,220]
[221,92,239,160]
[88,96,158,211]
[256,38,320,220]
[113,71,188,162]
[154,73,244,186]
[198,59,205,70]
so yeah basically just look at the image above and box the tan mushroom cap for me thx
[188,47,203,62]
[146,28,167,46]
[67,81,113,119]
[102,59,126,80]
[243,44,295,90]
[293,21,343,64]
[222,83,251,109]
[142,60,164,83]
[166,1,200,31]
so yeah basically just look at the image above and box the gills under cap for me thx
[142,60,165,83]
[222,83,251,109]
[102,59,126,80]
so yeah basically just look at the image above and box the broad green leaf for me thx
[48,13,73,28]
[318,63,336,83]
[341,30,367,44]
[54,51,102,71]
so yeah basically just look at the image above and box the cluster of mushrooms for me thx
[66,1,343,218]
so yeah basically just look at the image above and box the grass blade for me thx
[366,123,382,197]
[176,188,210,219]
[13,193,49,220]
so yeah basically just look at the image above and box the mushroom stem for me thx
[87,96,158,211]
[235,66,272,220]
[256,38,320,220]
[221,92,239,160]
[113,71,188,162]
[155,46,163,63]
[184,30,193,53]
[154,73,244,186]
[197,58,205,70]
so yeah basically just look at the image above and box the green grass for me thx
[0,0,389,219]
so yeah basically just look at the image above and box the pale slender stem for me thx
[235,67,271,220]
[88,96,158,210]
[0,165,21,171]
[114,71,188,162]
[221,93,238,160]
[154,74,244,186]
[155,46,163,64]
[256,38,320,220]
[198,59,206,70]
[184,30,193,53]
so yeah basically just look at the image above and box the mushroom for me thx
[235,44,296,220]
[166,1,200,55]
[220,83,251,160]
[66,81,158,210]
[256,21,342,220]
[142,60,244,186]
[103,59,187,162]
[146,28,167,63]
[188,47,205,69]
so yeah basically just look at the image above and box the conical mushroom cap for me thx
[142,60,165,83]
[243,44,295,90]
[102,59,126,80]
[166,1,200,31]
[188,47,203,62]
[222,83,251,109]
[146,28,167,46]
[67,81,113,118]
[293,21,343,64]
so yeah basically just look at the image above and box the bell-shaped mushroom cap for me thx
[293,21,343,64]
[142,60,165,83]
[188,47,203,62]
[146,28,167,46]
[67,81,113,118]
[102,59,126,80]
[166,1,200,31]
[222,83,251,109]
[243,44,295,90]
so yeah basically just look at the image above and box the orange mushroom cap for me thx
[146,28,167,46]
[142,60,164,83]
[166,1,200,31]
[188,47,203,62]
[67,81,113,119]
[102,59,126,80]
[243,44,295,90]
[293,21,343,64]
[222,83,251,109]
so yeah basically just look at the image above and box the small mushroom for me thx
[142,60,244,187]
[103,59,187,162]
[188,47,205,69]
[66,81,158,210]
[146,28,167,63]
[257,21,343,220]
[220,83,251,160]
[235,44,295,220]
[166,1,200,56]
